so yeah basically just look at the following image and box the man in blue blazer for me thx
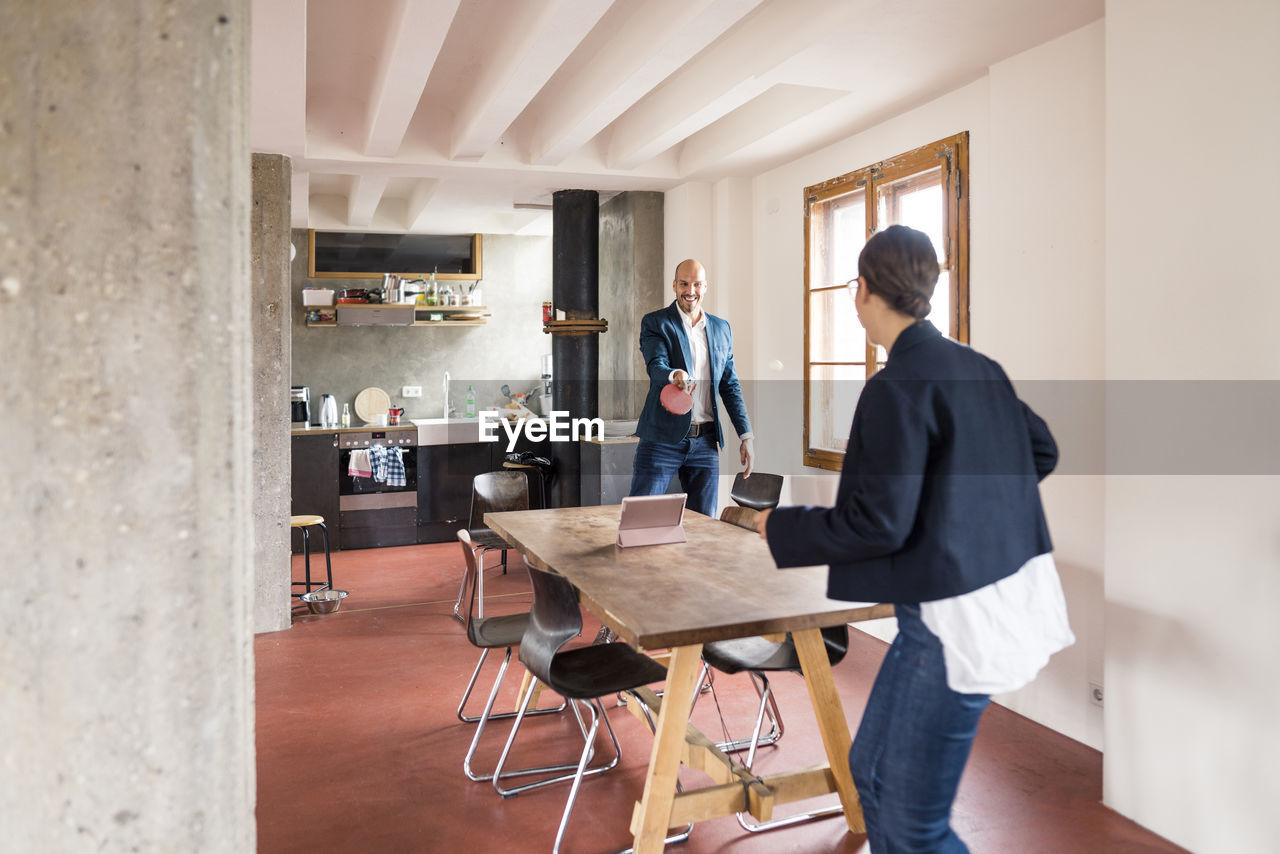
[630,259,754,517]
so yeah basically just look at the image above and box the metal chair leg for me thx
[706,670,784,755]
[553,695,690,854]
[454,545,495,623]
[731,673,838,834]
[317,521,333,591]
[736,802,844,833]
[492,684,620,798]
[551,698,600,854]
[300,527,312,596]
[457,648,566,724]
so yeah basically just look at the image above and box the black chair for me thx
[454,470,530,621]
[454,530,568,783]
[491,564,671,853]
[696,505,849,832]
[730,471,784,511]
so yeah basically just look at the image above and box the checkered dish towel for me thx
[369,445,406,487]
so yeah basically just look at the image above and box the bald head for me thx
[672,258,708,319]
[674,259,706,282]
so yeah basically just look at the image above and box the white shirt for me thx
[667,308,753,441]
[920,553,1075,695]
[676,309,713,423]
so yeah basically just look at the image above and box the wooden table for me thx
[486,504,893,854]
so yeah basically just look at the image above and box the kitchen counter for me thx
[291,423,417,437]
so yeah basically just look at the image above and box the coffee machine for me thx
[290,386,311,427]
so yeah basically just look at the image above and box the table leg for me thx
[630,642,703,854]
[515,666,547,711]
[792,627,866,834]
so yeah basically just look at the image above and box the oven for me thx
[338,429,419,549]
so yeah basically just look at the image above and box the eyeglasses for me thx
[845,275,861,298]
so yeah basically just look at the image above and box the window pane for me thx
[830,195,865,286]
[809,364,865,453]
[809,289,865,362]
[927,270,950,337]
[875,167,945,263]
[811,190,865,288]
[897,183,945,263]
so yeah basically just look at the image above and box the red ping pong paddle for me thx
[660,383,693,415]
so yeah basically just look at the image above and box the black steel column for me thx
[550,189,600,508]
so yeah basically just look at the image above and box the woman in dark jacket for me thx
[759,225,1072,853]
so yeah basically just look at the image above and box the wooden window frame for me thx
[802,132,970,471]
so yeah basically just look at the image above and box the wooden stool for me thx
[290,514,334,598]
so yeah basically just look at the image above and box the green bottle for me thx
[464,385,477,418]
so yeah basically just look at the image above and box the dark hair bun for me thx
[857,225,940,320]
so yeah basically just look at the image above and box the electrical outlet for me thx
[402,386,422,398]
[1088,682,1104,707]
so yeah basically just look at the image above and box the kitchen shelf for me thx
[303,303,491,328]
[414,304,488,311]
[412,304,491,327]
[413,319,487,326]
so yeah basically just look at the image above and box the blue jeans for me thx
[629,433,719,517]
[850,604,989,854]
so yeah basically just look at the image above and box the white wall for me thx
[663,181,713,280]
[664,177,759,510]
[982,20,1107,749]
[665,6,1280,850]
[667,23,1110,748]
[1104,1,1280,851]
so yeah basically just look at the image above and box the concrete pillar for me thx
[251,154,292,633]
[0,1,255,851]
[600,192,664,420]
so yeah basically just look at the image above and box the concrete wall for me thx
[600,191,664,420]
[1103,2,1280,851]
[251,154,293,633]
[290,232,552,419]
[0,0,256,849]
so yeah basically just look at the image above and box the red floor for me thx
[256,542,1186,853]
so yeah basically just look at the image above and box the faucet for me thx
[443,371,453,418]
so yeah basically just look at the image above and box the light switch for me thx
[402,386,422,398]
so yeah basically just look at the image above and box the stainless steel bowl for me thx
[300,589,349,615]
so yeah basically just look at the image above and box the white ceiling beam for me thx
[347,174,390,227]
[677,84,848,177]
[528,0,765,167]
[450,0,616,162]
[606,0,855,170]
[406,179,442,231]
[363,0,463,157]
[250,0,307,157]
